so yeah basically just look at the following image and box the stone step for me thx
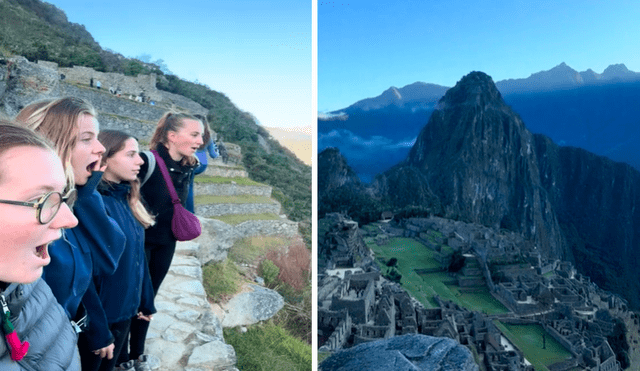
[146,248,238,371]
[194,180,272,197]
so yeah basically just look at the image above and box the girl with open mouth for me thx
[126,112,203,366]
[0,121,80,369]
[16,97,127,369]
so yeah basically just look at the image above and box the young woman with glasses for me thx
[0,121,80,370]
[15,97,127,370]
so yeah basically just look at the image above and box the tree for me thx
[386,257,398,267]
[448,251,466,272]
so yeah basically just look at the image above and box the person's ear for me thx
[167,131,177,143]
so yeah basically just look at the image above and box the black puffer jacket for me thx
[0,279,80,370]
[139,143,197,245]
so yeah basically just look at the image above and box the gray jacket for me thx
[0,279,80,370]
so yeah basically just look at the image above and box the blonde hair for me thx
[98,130,155,228]
[15,97,97,186]
[0,120,57,184]
[149,111,201,166]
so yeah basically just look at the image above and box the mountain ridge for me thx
[323,62,640,114]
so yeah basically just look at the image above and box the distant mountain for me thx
[264,126,312,165]
[373,72,640,309]
[496,62,640,93]
[343,82,449,112]
[318,148,386,224]
[319,63,640,182]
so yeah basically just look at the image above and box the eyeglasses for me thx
[0,189,77,224]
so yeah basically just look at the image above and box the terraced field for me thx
[493,322,573,371]
[367,236,508,314]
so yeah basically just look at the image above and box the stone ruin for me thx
[318,214,627,371]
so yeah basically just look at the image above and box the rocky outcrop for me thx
[213,284,284,328]
[193,217,299,265]
[377,72,565,259]
[319,334,479,371]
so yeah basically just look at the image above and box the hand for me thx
[94,156,107,172]
[92,343,115,359]
[137,312,153,322]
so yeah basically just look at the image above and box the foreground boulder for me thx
[320,334,478,371]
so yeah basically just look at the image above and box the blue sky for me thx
[47,0,312,129]
[319,0,640,112]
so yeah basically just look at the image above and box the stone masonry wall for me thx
[196,202,281,217]
[55,63,163,102]
[194,183,272,197]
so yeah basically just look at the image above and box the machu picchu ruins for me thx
[319,213,635,371]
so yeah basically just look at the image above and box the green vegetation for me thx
[224,322,311,371]
[259,259,280,287]
[209,213,281,226]
[194,194,275,205]
[368,236,507,314]
[228,236,287,264]
[202,259,243,302]
[194,175,263,186]
[493,321,573,371]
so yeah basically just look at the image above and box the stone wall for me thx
[194,183,272,197]
[234,219,298,239]
[1,57,208,138]
[318,309,352,352]
[54,62,163,102]
[196,201,281,217]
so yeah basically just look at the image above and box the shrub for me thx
[259,259,280,287]
[266,240,310,291]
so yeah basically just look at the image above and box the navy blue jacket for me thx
[42,171,127,350]
[96,182,156,323]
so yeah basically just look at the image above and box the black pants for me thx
[127,241,177,360]
[79,318,132,371]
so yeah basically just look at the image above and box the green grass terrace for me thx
[493,321,573,371]
[366,236,508,315]
[194,175,264,186]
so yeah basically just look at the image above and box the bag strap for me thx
[150,150,180,204]
[141,150,156,186]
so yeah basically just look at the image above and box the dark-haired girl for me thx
[87,130,157,371]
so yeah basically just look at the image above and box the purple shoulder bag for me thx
[151,150,202,241]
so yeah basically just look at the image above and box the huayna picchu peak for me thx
[371,71,640,309]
